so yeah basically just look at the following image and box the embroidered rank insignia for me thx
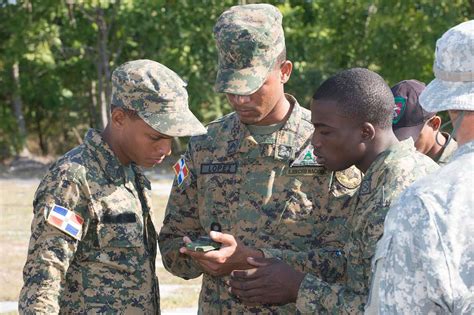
[47,204,84,240]
[291,145,322,167]
[173,157,189,186]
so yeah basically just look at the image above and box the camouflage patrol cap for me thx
[111,59,207,137]
[213,4,285,95]
[420,20,474,112]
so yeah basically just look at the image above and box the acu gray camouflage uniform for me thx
[366,20,474,315]
[296,139,439,314]
[367,141,473,314]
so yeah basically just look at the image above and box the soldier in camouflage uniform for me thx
[158,4,361,314]
[18,60,206,314]
[391,79,458,165]
[229,68,439,314]
[366,20,474,315]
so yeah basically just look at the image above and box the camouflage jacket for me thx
[19,129,159,315]
[158,95,362,314]
[366,140,474,314]
[435,133,458,165]
[296,139,439,314]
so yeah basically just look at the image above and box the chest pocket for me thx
[97,213,143,248]
[93,207,144,248]
[258,171,316,247]
[197,160,239,231]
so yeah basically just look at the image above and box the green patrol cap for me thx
[111,59,207,137]
[213,4,285,95]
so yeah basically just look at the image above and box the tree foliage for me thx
[0,0,471,158]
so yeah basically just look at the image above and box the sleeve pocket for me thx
[366,234,393,313]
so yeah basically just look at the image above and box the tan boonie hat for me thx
[111,59,207,137]
[420,20,474,112]
[213,4,285,95]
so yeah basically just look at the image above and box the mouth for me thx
[314,155,326,165]
[152,156,166,164]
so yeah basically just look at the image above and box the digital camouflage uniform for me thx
[159,4,362,313]
[296,139,439,314]
[366,20,474,315]
[159,95,361,314]
[366,141,473,314]
[19,60,206,314]
[19,129,159,314]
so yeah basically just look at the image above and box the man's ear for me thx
[360,122,376,142]
[280,60,292,84]
[427,115,442,131]
[111,107,127,130]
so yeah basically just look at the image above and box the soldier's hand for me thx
[179,231,263,276]
[227,257,305,305]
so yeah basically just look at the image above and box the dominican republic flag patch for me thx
[47,204,84,240]
[173,157,189,186]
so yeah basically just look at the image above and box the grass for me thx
[0,176,201,313]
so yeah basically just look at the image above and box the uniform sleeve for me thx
[260,247,346,283]
[375,196,456,314]
[294,197,390,313]
[19,169,89,314]
[296,273,367,314]
[158,148,206,280]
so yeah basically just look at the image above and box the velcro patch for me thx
[47,204,84,240]
[102,212,137,224]
[201,163,237,174]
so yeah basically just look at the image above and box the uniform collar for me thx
[364,138,416,177]
[83,129,129,186]
[226,94,303,160]
[451,139,474,161]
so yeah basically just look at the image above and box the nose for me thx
[158,139,172,156]
[227,93,251,105]
[311,133,322,151]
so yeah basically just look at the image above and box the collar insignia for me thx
[291,145,322,167]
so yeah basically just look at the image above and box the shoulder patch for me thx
[335,167,363,189]
[392,96,407,124]
[173,157,189,186]
[47,204,84,240]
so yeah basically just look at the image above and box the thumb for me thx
[209,231,235,245]
[247,256,272,267]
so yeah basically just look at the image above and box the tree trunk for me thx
[35,107,47,155]
[96,7,110,130]
[11,61,30,156]
[89,80,98,127]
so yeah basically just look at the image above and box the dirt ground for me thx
[0,162,201,314]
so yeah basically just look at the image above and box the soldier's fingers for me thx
[209,231,236,246]
[231,268,260,279]
[182,236,192,244]
[180,248,207,258]
[247,256,271,267]
[229,286,266,300]
[227,277,263,291]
